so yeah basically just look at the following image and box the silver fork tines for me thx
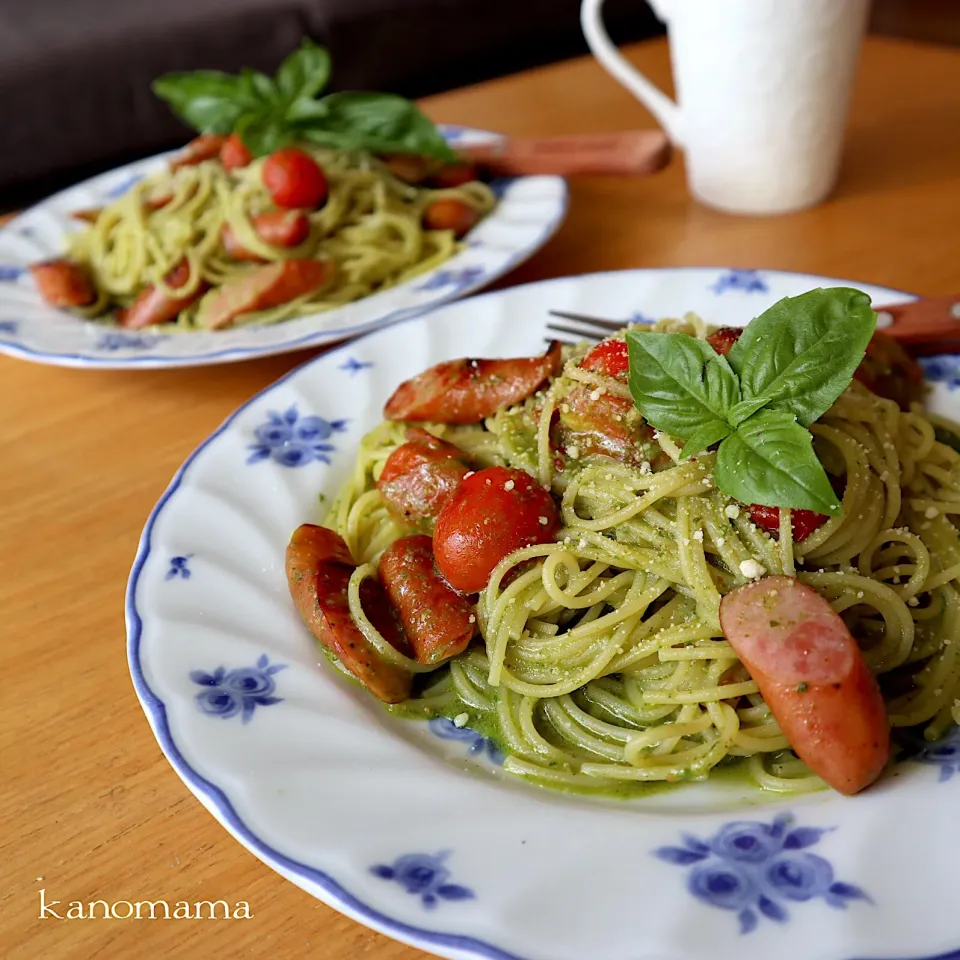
[546,309,651,344]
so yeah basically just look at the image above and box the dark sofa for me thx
[1,0,662,209]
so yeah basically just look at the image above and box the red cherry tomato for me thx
[748,504,828,543]
[706,326,743,357]
[220,133,253,170]
[581,338,629,379]
[262,148,329,209]
[433,467,560,593]
[423,198,479,238]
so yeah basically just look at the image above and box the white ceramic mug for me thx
[581,0,871,215]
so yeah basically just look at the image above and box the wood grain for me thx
[3,36,960,960]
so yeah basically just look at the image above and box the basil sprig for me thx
[152,39,454,161]
[626,287,878,515]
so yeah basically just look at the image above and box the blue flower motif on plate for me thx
[189,654,286,724]
[96,331,161,351]
[339,356,373,376]
[488,177,516,200]
[0,265,24,282]
[710,269,769,295]
[103,172,145,199]
[437,124,470,145]
[370,851,475,909]
[247,405,348,467]
[416,266,486,293]
[165,555,193,580]
[902,724,960,782]
[428,717,504,764]
[919,355,960,391]
[629,310,657,326]
[654,813,870,934]
[0,320,17,334]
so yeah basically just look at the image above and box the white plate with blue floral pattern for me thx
[127,268,960,960]
[0,126,566,369]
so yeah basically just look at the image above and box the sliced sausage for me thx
[854,329,925,411]
[71,194,171,225]
[423,198,480,238]
[221,211,311,262]
[383,154,436,184]
[170,134,226,171]
[286,524,412,703]
[196,259,334,330]
[719,575,890,795]
[384,341,563,424]
[553,386,654,466]
[121,259,207,329]
[430,163,480,189]
[30,259,97,308]
[378,535,476,664]
[377,428,471,531]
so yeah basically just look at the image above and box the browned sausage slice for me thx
[378,535,476,664]
[377,428,471,531]
[384,341,563,424]
[286,524,413,704]
[121,259,207,329]
[30,259,97,308]
[196,259,334,330]
[719,575,890,795]
[170,134,226,171]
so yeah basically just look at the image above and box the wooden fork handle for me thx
[875,295,960,354]
[459,129,672,178]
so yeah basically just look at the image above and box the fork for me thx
[546,295,960,355]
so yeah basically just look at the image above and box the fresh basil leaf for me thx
[626,331,741,440]
[298,127,368,151]
[286,97,330,123]
[728,396,770,426]
[276,39,331,101]
[235,114,293,156]
[152,72,249,134]
[318,92,455,160]
[240,68,280,106]
[679,420,731,460]
[715,413,841,515]
[728,287,877,426]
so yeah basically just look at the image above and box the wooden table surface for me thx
[3,35,960,960]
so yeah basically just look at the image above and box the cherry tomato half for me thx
[581,338,629,379]
[433,466,560,593]
[262,148,328,209]
[748,504,828,542]
[706,326,742,357]
[220,133,253,170]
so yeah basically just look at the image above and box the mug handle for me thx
[580,0,684,145]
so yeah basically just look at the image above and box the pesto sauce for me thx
[935,425,960,455]
[390,698,764,802]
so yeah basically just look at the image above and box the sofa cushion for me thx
[0,0,660,201]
